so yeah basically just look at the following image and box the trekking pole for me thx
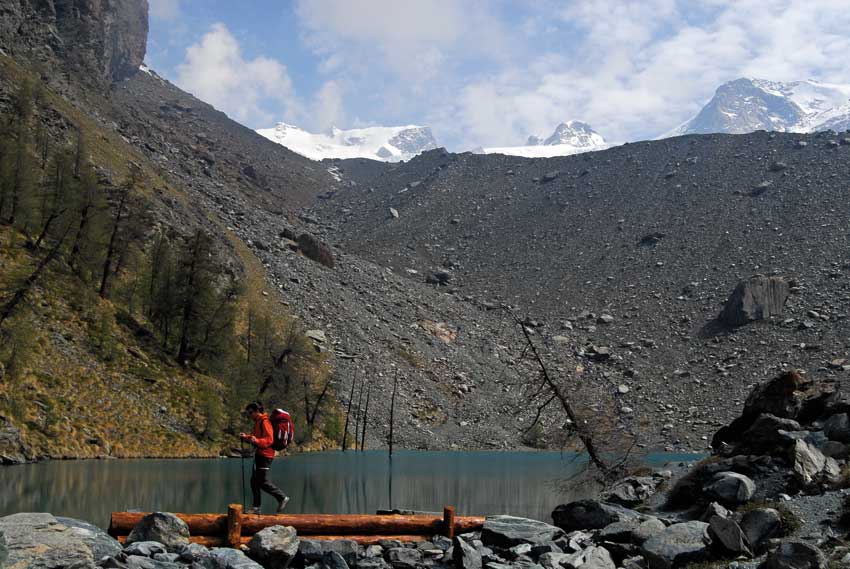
[240,439,246,510]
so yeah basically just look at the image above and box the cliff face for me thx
[0,0,148,85]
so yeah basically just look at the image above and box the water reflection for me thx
[0,451,698,527]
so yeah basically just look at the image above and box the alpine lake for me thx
[1,450,700,528]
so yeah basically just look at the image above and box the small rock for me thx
[703,471,756,506]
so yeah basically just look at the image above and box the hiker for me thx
[240,401,290,514]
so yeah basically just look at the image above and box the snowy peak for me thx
[482,121,607,158]
[672,78,850,136]
[257,123,438,162]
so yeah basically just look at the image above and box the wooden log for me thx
[109,511,485,539]
[108,512,226,537]
[241,513,444,536]
[117,534,434,547]
[227,504,243,548]
[443,507,456,540]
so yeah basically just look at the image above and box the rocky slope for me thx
[310,131,850,452]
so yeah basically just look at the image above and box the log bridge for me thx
[109,505,485,548]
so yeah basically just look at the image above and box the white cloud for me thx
[175,23,301,128]
[311,81,347,131]
[149,0,181,21]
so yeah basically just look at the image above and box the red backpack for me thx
[269,409,294,451]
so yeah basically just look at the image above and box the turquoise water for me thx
[0,451,699,527]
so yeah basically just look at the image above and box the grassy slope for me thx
[0,54,341,459]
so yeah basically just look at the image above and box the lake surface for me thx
[0,451,699,528]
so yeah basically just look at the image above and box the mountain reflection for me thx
[0,451,695,527]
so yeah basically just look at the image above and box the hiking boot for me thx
[276,496,290,513]
[246,507,261,514]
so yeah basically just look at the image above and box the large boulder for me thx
[732,414,801,455]
[640,521,709,569]
[247,525,299,569]
[601,475,666,507]
[789,439,841,486]
[703,472,756,506]
[298,539,360,567]
[763,540,827,569]
[719,275,789,327]
[385,547,423,569]
[453,535,482,569]
[57,516,122,559]
[552,501,642,532]
[126,512,190,552]
[822,413,850,443]
[707,516,751,558]
[322,551,351,569]
[740,508,782,554]
[207,548,265,569]
[0,512,95,568]
[482,516,566,548]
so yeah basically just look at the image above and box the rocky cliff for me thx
[0,0,148,85]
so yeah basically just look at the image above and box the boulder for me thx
[763,540,827,569]
[299,540,360,566]
[297,233,335,268]
[322,551,350,569]
[598,518,663,545]
[385,547,423,569]
[601,476,662,507]
[124,541,168,557]
[823,413,850,443]
[126,513,190,552]
[575,546,616,569]
[178,543,213,562]
[539,551,572,569]
[358,559,390,569]
[719,275,789,327]
[0,415,29,464]
[734,414,801,455]
[640,521,709,569]
[703,472,756,506]
[248,525,299,569]
[698,502,730,522]
[552,500,641,532]
[207,548,265,569]
[0,512,95,569]
[57,516,122,559]
[740,508,782,554]
[124,555,182,569]
[707,515,751,557]
[483,516,566,548]
[789,439,841,486]
[453,535,482,569]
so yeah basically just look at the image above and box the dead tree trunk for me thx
[342,372,356,451]
[360,380,372,452]
[389,370,399,457]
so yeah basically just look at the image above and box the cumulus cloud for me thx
[149,0,181,21]
[175,23,300,127]
[433,0,850,148]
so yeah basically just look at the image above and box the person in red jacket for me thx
[240,402,289,514]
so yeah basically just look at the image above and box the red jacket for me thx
[250,413,275,459]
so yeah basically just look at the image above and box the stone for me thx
[763,540,827,569]
[124,541,168,557]
[538,552,572,569]
[789,439,841,485]
[153,553,181,563]
[178,543,212,562]
[389,207,399,218]
[482,516,566,548]
[740,508,782,554]
[207,548,265,569]
[365,545,384,558]
[126,512,190,552]
[552,500,641,532]
[358,559,391,569]
[248,525,299,569]
[703,472,756,506]
[734,414,801,455]
[707,516,751,557]
[0,512,95,569]
[578,546,616,569]
[822,413,850,443]
[542,171,560,182]
[601,476,660,507]
[322,551,350,569]
[720,275,790,327]
[0,415,28,464]
[57,516,123,559]
[426,271,452,285]
[640,521,709,569]
[297,233,335,268]
[699,502,730,522]
[632,519,667,545]
[454,535,482,569]
[386,547,423,569]
[299,540,360,567]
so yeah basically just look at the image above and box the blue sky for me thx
[147,0,850,151]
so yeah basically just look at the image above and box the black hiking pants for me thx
[251,455,287,508]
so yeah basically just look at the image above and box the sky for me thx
[147,0,850,151]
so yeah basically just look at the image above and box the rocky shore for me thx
[4,371,850,569]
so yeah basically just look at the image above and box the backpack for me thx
[269,409,294,451]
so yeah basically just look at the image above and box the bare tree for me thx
[342,371,356,451]
[360,379,371,451]
[388,369,399,457]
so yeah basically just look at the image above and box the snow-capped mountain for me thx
[670,78,850,136]
[256,123,438,162]
[480,121,608,158]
